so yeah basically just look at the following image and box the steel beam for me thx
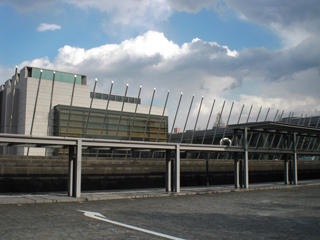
[180,95,194,143]
[84,78,98,137]
[115,84,129,139]
[190,96,203,144]
[168,93,183,142]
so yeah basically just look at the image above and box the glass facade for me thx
[90,92,141,104]
[54,105,168,141]
[27,67,83,85]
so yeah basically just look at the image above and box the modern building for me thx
[0,66,168,156]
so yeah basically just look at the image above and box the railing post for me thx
[243,127,249,188]
[68,146,74,196]
[166,150,171,192]
[73,139,82,198]
[233,130,240,188]
[174,145,180,193]
[293,133,298,185]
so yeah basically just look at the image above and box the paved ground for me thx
[1,183,320,239]
[1,180,320,205]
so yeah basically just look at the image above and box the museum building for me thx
[0,66,168,156]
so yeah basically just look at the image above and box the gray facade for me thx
[0,66,167,156]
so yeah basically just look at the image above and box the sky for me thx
[1,0,320,130]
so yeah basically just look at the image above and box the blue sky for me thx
[1,0,320,129]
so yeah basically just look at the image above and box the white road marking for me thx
[78,210,185,240]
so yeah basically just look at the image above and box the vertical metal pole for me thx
[243,127,249,189]
[175,144,180,193]
[273,109,279,122]
[83,78,98,137]
[153,90,170,159]
[239,104,252,146]
[284,153,289,184]
[233,130,239,188]
[297,113,303,125]
[237,104,245,124]
[197,99,215,159]
[45,71,56,156]
[206,160,209,187]
[201,99,215,144]
[100,81,114,138]
[9,66,18,133]
[156,90,170,142]
[65,75,77,137]
[190,96,204,144]
[262,109,279,148]
[222,102,234,138]
[279,110,285,122]
[270,111,287,148]
[168,93,183,142]
[217,101,234,159]
[207,100,225,160]
[254,108,270,148]
[142,88,156,141]
[289,112,294,123]
[211,101,225,145]
[273,112,292,160]
[295,114,307,149]
[126,86,142,159]
[27,70,43,156]
[259,109,279,160]
[247,105,260,146]
[166,149,171,192]
[180,95,194,143]
[63,75,77,157]
[293,133,298,185]
[96,81,113,158]
[68,146,74,196]
[115,84,129,139]
[256,106,262,122]
[47,71,56,136]
[310,117,320,150]
[300,115,312,150]
[129,86,142,140]
[246,105,253,122]
[73,139,82,198]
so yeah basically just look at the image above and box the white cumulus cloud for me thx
[36,23,61,32]
[2,30,320,129]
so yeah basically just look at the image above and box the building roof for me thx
[228,121,320,137]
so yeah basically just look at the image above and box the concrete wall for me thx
[1,156,319,176]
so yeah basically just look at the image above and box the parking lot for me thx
[1,185,320,239]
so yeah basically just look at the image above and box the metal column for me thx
[174,145,180,193]
[243,127,249,188]
[73,140,82,198]
[293,133,298,185]
[68,146,74,196]
[165,150,171,192]
[233,130,240,188]
[206,160,209,187]
[284,154,289,185]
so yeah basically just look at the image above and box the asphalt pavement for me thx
[0,181,320,239]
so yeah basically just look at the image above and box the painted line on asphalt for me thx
[78,210,185,240]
